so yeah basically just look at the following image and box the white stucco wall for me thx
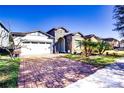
[23,33,53,42]
[13,32,54,56]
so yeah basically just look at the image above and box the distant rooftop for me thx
[102,38,119,41]
[85,34,101,40]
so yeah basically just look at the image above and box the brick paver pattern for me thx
[18,57,98,88]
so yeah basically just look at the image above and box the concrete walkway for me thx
[66,58,124,88]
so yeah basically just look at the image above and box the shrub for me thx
[9,58,21,63]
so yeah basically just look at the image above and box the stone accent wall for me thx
[54,28,67,42]
[47,28,68,53]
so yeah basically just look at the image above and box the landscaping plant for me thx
[97,41,112,55]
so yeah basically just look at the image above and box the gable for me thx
[55,28,67,34]
[73,33,84,39]
[55,28,67,41]
[91,37,99,42]
[26,32,47,37]
[75,33,82,37]
[47,27,68,37]
[25,31,54,39]
[22,31,52,42]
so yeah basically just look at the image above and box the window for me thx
[39,42,45,44]
[23,41,30,44]
[31,42,38,44]
[46,42,51,44]
[75,40,81,48]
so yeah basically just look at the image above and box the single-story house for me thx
[120,39,124,48]
[11,31,54,56]
[47,27,85,54]
[84,34,101,42]
[1,22,122,56]
[12,28,102,55]
[102,38,120,48]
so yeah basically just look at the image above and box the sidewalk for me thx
[66,58,124,88]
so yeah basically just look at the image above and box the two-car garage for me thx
[21,41,52,56]
[12,31,54,56]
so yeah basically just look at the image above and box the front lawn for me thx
[0,57,20,88]
[64,54,120,67]
[104,50,124,56]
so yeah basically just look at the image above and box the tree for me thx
[0,28,26,59]
[77,40,97,57]
[87,39,98,56]
[97,41,112,55]
[0,30,14,58]
[113,5,124,37]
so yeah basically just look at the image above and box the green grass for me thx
[87,56,118,67]
[64,54,120,67]
[0,57,21,88]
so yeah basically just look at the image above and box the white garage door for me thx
[21,41,52,56]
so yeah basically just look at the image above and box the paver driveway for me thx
[18,57,98,88]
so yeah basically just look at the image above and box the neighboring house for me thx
[102,38,120,48]
[47,27,85,54]
[0,22,10,48]
[120,39,124,48]
[85,34,101,42]
[11,31,54,56]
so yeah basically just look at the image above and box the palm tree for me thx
[77,39,98,57]
[87,40,98,56]
[97,41,112,55]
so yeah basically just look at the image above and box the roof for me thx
[0,22,9,32]
[11,31,54,39]
[11,32,28,36]
[64,32,84,37]
[102,38,119,42]
[85,34,101,40]
[47,27,69,33]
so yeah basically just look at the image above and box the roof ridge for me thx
[12,30,54,38]
[0,22,9,32]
